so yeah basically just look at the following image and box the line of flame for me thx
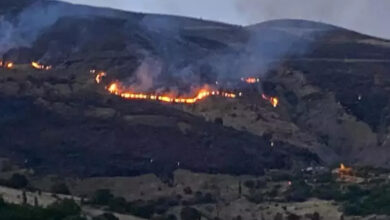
[32,62,52,70]
[107,82,236,104]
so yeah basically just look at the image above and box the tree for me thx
[8,174,28,189]
[47,199,81,218]
[51,183,70,195]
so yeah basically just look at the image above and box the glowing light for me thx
[242,77,260,84]
[95,72,106,84]
[1,61,14,69]
[7,63,13,68]
[31,61,52,70]
[262,94,279,108]
[338,163,353,176]
[104,81,236,105]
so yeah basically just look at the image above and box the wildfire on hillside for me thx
[31,62,52,70]
[106,82,236,104]
[0,61,14,69]
[262,94,279,108]
[93,70,282,107]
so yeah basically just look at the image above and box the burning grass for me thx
[31,62,52,70]
[94,70,281,107]
[0,61,14,69]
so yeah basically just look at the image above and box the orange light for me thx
[108,83,118,94]
[32,61,52,70]
[242,77,260,84]
[338,163,352,176]
[262,94,279,108]
[6,62,13,69]
[95,72,106,84]
[103,81,236,104]
[271,97,279,108]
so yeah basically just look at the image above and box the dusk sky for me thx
[61,0,389,39]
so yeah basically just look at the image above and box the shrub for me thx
[7,174,28,189]
[244,180,255,189]
[313,183,343,201]
[47,199,81,218]
[180,207,201,220]
[92,213,119,220]
[183,187,193,195]
[286,180,312,202]
[51,183,70,195]
[92,189,114,205]
[108,197,127,213]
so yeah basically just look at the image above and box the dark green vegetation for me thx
[89,189,214,219]
[0,174,29,189]
[241,167,390,217]
[0,198,85,220]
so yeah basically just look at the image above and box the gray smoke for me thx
[128,57,163,92]
[0,0,130,54]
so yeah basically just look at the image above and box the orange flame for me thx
[241,77,260,84]
[95,72,106,84]
[0,61,14,69]
[262,94,279,108]
[32,61,52,70]
[338,163,352,176]
[106,82,236,104]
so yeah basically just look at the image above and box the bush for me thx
[63,216,87,220]
[108,197,127,213]
[286,181,312,202]
[342,184,390,216]
[7,174,28,189]
[313,183,343,201]
[183,187,193,195]
[244,180,255,189]
[246,192,263,204]
[92,189,114,205]
[269,172,292,182]
[0,198,83,220]
[92,213,119,220]
[180,207,201,220]
[51,183,70,195]
[214,118,223,125]
[47,199,81,218]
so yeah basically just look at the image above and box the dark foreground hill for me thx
[0,66,318,177]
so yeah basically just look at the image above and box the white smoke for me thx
[128,57,163,92]
[0,0,130,55]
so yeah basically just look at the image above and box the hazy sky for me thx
[61,0,389,39]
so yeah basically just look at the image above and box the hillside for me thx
[1,0,390,180]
